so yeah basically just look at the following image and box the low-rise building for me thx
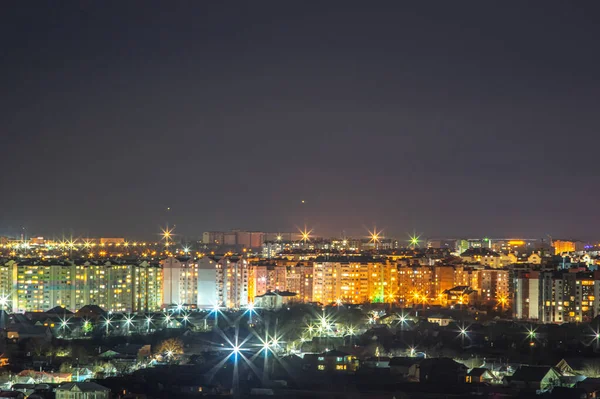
[56,382,111,399]
[302,350,359,373]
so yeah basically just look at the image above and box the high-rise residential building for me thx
[397,264,510,306]
[367,261,397,303]
[161,257,197,306]
[513,270,540,320]
[221,256,249,308]
[476,268,509,303]
[197,256,249,309]
[539,270,599,323]
[514,269,600,323]
[197,256,218,308]
[73,259,161,313]
[202,231,267,248]
[553,240,583,255]
[202,231,226,245]
[397,265,434,305]
[285,262,313,302]
[132,261,162,312]
[2,258,162,313]
[247,260,290,301]
[311,259,397,305]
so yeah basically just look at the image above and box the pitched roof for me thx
[57,382,110,392]
[46,306,73,315]
[77,305,106,314]
[511,366,557,382]
[468,368,491,377]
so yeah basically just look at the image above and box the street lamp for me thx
[146,315,153,333]
[103,316,112,336]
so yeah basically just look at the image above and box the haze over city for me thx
[4,3,600,398]
[3,1,600,239]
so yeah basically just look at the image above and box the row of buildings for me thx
[5,251,600,324]
[0,255,511,314]
[158,256,512,310]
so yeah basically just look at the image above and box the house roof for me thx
[511,366,557,382]
[46,306,73,315]
[76,305,106,314]
[556,357,590,372]
[468,368,491,377]
[57,382,110,392]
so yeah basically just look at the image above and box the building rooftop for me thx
[57,382,110,392]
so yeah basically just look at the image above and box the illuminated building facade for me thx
[161,257,197,306]
[514,270,600,323]
[553,240,581,255]
[476,269,509,303]
[311,259,397,305]
[459,248,513,268]
[539,271,599,323]
[285,262,313,302]
[3,259,162,313]
[197,256,218,308]
[513,270,540,320]
[197,256,249,309]
[221,257,249,308]
[397,264,509,306]
[397,265,434,305]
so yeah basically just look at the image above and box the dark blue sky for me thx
[1,1,599,240]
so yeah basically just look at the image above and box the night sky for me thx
[2,2,599,240]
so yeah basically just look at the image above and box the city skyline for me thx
[3,2,600,396]
[0,225,587,245]
[2,2,600,239]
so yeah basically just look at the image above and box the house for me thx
[99,344,151,362]
[466,368,497,384]
[556,358,596,377]
[254,291,297,310]
[443,286,478,306]
[17,370,72,384]
[5,324,52,342]
[56,382,111,399]
[389,357,422,378]
[506,365,562,392]
[11,383,53,399]
[411,358,468,384]
[427,314,453,327]
[302,350,359,373]
[71,368,95,382]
